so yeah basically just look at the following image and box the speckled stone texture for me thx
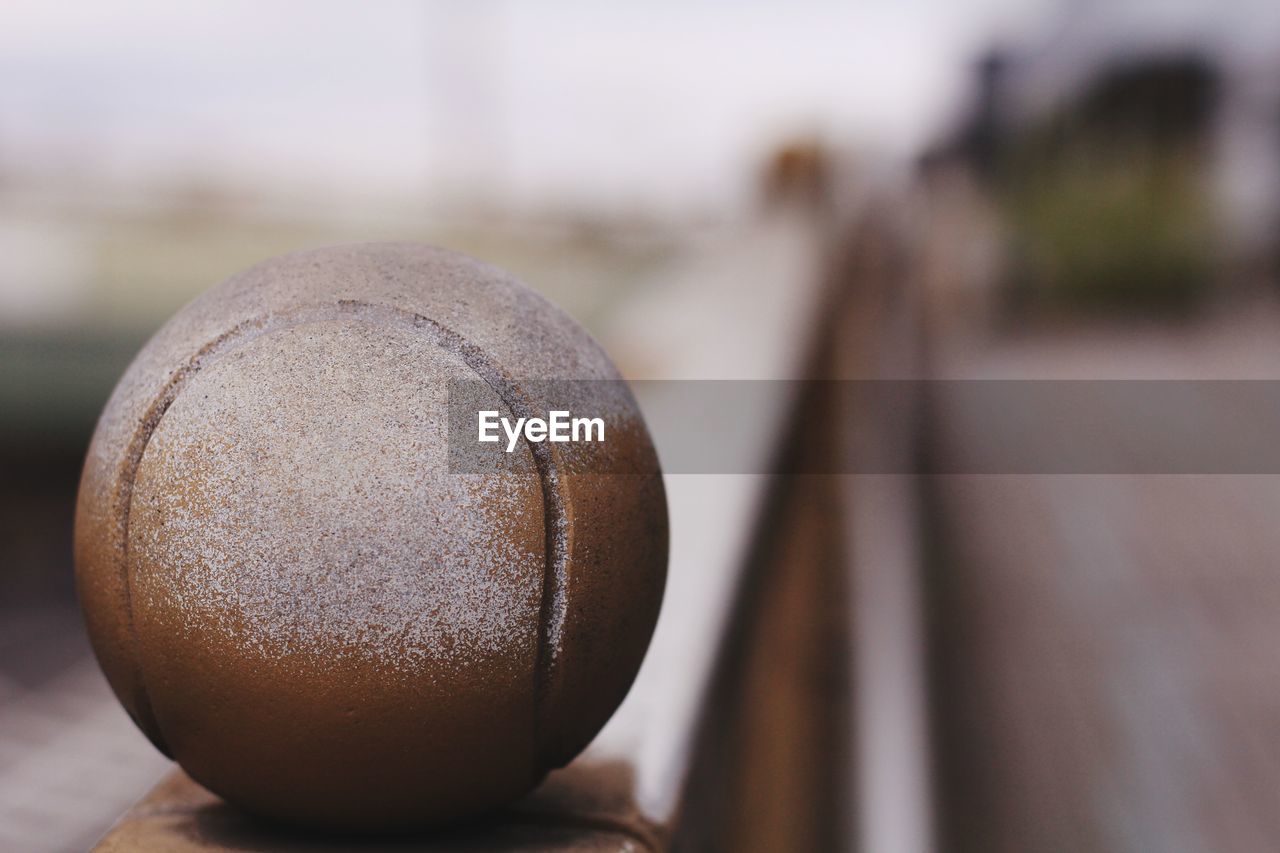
[74,243,668,830]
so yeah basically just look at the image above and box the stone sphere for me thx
[74,243,667,830]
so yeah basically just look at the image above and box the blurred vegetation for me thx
[1005,143,1212,312]
[998,55,1220,315]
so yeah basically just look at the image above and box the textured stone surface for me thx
[75,243,667,829]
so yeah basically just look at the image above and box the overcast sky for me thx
[0,0,1212,213]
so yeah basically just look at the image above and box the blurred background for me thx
[5,0,1280,850]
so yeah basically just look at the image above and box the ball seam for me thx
[113,299,568,766]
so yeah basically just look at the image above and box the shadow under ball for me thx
[74,244,668,830]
